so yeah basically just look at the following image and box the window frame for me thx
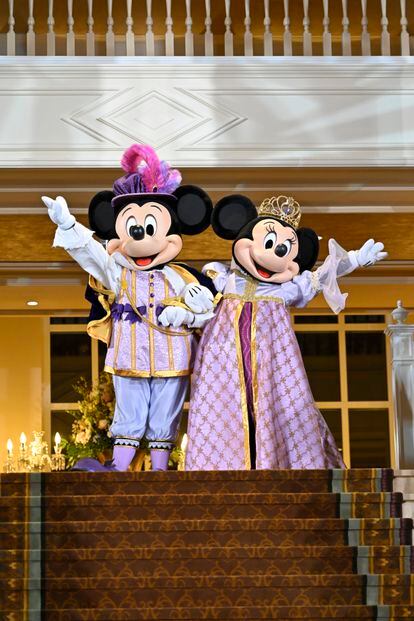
[46,318,100,443]
[293,310,395,468]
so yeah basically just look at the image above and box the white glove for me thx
[158,306,194,328]
[355,239,387,267]
[158,306,215,329]
[42,195,76,230]
[183,283,215,314]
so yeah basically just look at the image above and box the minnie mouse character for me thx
[185,194,387,470]
[42,145,216,472]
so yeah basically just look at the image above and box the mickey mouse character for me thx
[42,145,216,472]
[185,194,387,470]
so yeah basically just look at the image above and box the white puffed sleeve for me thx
[283,239,351,313]
[53,221,121,293]
[202,262,230,294]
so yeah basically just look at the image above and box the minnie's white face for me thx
[233,219,300,284]
[107,201,182,269]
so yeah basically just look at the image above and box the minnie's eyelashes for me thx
[265,223,276,234]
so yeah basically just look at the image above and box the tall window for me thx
[293,312,393,468]
[49,317,101,441]
[48,312,394,468]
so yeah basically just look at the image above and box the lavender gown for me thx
[185,240,353,470]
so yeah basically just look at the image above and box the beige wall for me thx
[0,317,47,464]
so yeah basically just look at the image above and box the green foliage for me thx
[63,372,115,468]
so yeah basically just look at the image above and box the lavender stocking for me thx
[150,449,170,471]
[112,445,136,471]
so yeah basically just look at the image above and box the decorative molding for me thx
[4,205,414,216]
[1,57,414,167]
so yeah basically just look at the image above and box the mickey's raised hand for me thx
[41,195,75,230]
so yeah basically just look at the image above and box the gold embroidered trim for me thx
[169,263,199,284]
[104,365,191,378]
[113,271,126,369]
[204,269,219,280]
[149,275,155,375]
[230,270,286,304]
[234,302,251,471]
[162,296,191,310]
[251,302,258,424]
[86,275,116,345]
[165,280,175,371]
[223,293,284,304]
[131,270,137,371]
[162,291,222,310]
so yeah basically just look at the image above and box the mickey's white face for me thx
[233,218,300,283]
[106,201,182,269]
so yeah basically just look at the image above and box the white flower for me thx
[75,427,92,445]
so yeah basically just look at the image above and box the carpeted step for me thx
[0,469,409,621]
[2,517,411,550]
[5,604,410,621]
[3,574,414,609]
[2,546,412,579]
[6,606,414,621]
[0,492,402,522]
[0,469,394,497]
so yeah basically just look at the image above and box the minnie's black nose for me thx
[275,243,288,257]
[130,225,145,240]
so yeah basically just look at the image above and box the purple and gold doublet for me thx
[105,268,194,378]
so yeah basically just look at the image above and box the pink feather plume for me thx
[120,144,181,193]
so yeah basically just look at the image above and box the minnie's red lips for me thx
[253,260,274,279]
[257,267,272,279]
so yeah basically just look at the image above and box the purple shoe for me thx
[71,457,118,472]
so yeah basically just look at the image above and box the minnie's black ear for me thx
[88,191,117,240]
[173,185,213,235]
[212,194,257,240]
[295,227,319,273]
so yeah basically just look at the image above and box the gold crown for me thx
[258,195,301,229]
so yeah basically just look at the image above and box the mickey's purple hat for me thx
[112,144,182,214]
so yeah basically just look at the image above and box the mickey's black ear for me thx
[173,185,213,235]
[212,194,257,240]
[295,227,319,273]
[88,191,117,240]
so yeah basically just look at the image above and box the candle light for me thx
[180,434,188,452]
[3,438,15,473]
[54,432,61,454]
[17,432,30,473]
[178,434,188,471]
[51,432,65,471]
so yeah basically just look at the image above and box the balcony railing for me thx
[0,0,412,58]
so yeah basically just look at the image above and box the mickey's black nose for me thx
[130,225,145,240]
